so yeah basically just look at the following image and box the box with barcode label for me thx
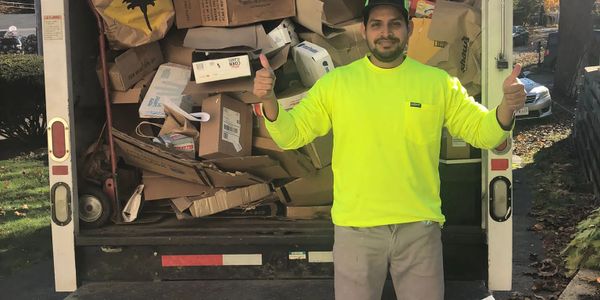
[192,54,252,84]
[199,94,252,159]
[440,128,471,160]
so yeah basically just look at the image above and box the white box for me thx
[268,19,300,49]
[192,55,252,84]
[292,41,335,87]
[139,63,192,119]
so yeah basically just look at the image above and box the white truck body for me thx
[42,0,515,294]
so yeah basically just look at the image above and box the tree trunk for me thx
[553,0,595,99]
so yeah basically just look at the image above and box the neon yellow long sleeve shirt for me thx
[265,56,510,227]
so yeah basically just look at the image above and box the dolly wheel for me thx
[79,186,111,228]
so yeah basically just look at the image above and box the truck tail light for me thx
[48,118,70,162]
[51,182,72,226]
[490,176,512,222]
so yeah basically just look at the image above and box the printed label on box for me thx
[222,107,242,152]
[452,137,467,147]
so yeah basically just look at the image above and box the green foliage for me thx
[0,54,46,145]
[562,208,600,277]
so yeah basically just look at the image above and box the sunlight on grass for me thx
[0,154,51,275]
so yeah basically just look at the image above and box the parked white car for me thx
[515,76,552,119]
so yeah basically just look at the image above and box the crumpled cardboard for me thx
[275,165,333,206]
[299,19,368,67]
[294,0,364,38]
[188,184,272,218]
[113,127,265,188]
[183,24,275,53]
[174,0,295,29]
[96,42,163,92]
[427,0,481,95]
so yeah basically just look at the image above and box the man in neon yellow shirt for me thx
[253,0,526,298]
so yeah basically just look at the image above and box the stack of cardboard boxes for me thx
[101,0,370,221]
[99,0,482,221]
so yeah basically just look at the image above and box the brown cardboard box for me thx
[143,170,218,201]
[161,29,194,67]
[110,71,155,104]
[96,42,163,91]
[174,0,296,29]
[188,183,272,218]
[190,45,290,99]
[299,19,368,67]
[285,206,331,219]
[276,165,333,206]
[407,18,444,64]
[207,155,290,181]
[252,136,316,178]
[183,24,274,52]
[199,94,253,159]
[299,132,333,169]
[113,128,264,188]
[295,0,363,38]
[440,128,471,159]
[253,116,271,139]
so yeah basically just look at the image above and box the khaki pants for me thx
[333,222,444,300]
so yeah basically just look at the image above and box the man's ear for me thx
[361,22,366,39]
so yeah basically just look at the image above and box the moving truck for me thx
[42,0,516,297]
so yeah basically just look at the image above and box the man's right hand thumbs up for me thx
[253,54,279,121]
[253,54,276,100]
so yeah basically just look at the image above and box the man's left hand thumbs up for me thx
[501,64,526,113]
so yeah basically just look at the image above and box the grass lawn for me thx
[0,151,52,278]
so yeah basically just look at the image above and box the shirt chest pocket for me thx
[403,102,441,145]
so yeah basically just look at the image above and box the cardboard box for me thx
[253,116,272,139]
[188,184,272,218]
[292,42,335,87]
[97,42,164,92]
[139,63,192,118]
[276,165,333,206]
[295,0,364,38]
[184,24,274,52]
[273,59,302,94]
[110,71,155,104]
[113,128,265,188]
[143,170,218,201]
[191,46,290,99]
[207,155,291,181]
[299,132,333,169]
[407,18,444,64]
[285,206,331,219]
[174,0,296,29]
[276,83,308,111]
[440,128,471,159]
[199,94,253,159]
[299,19,368,67]
[268,19,299,49]
[192,54,252,84]
[252,136,316,178]
[161,29,194,67]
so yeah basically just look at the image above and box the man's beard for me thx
[368,37,406,63]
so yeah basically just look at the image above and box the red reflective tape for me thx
[252,104,263,117]
[491,159,509,171]
[161,255,223,267]
[52,165,68,175]
[51,121,66,159]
